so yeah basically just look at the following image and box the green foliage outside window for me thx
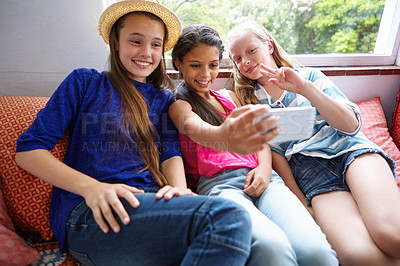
[161,0,385,55]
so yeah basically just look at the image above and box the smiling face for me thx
[175,43,220,95]
[228,31,277,81]
[117,14,165,82]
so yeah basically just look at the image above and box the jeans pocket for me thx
[68,248,96,266]
[290,153,304,166]
[289,154,301,177]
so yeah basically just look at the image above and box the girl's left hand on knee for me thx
[243,167,270,197]
[156,185,196,200]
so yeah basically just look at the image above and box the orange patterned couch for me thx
[0,94,399,265]
[0,96,78,265]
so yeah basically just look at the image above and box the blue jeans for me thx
[65,189,252,266]
[198,168,338,266]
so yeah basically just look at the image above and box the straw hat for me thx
[98,0,182,52]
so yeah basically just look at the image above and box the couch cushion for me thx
[356,96,400,189]
[390,87,400,150]
[0,188,41,265]
[0,96,69,240]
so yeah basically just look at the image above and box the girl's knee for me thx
[199,198,253,254]
[249,235,297,265]
[205,197,252,232]
[297,245,338,266]
[371,224,400,259]
[337,243,397,266]
[205,197,251,227]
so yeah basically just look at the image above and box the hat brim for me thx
[99,0,181,53]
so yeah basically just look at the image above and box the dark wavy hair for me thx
[171,25,225,126]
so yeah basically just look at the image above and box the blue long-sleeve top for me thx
[16,68,181,250]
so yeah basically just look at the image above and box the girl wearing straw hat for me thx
[15,1,280,265]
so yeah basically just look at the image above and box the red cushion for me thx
[0,96,69,240]
[356,96,400,190]
[389,87,400,149]
[0,189,41,265]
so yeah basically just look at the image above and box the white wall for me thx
[331,75,400,126]
[0,0,109,96]
[1,0,400,125]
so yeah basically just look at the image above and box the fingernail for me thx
[123,217,130,224]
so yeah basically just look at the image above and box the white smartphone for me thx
[255,106,317,143]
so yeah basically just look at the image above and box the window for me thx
[104,0,400,67]
[293,0,400,66]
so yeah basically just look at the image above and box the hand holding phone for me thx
[254,106,316,143]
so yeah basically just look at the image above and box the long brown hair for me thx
[226,21,298,105]
[107,12,173,186]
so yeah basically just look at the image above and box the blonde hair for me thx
[226,21,298,105]
[108,12,173,186]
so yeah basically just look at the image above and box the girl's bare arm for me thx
[156,156,196,200]
[169,100,281,155]
[260,65,359,134]
[15,149,143,233]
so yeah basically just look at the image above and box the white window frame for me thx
[294,0,400,67]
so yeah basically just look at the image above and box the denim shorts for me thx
[288,148,396,206]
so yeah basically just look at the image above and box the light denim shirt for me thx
[255,68,384,161]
